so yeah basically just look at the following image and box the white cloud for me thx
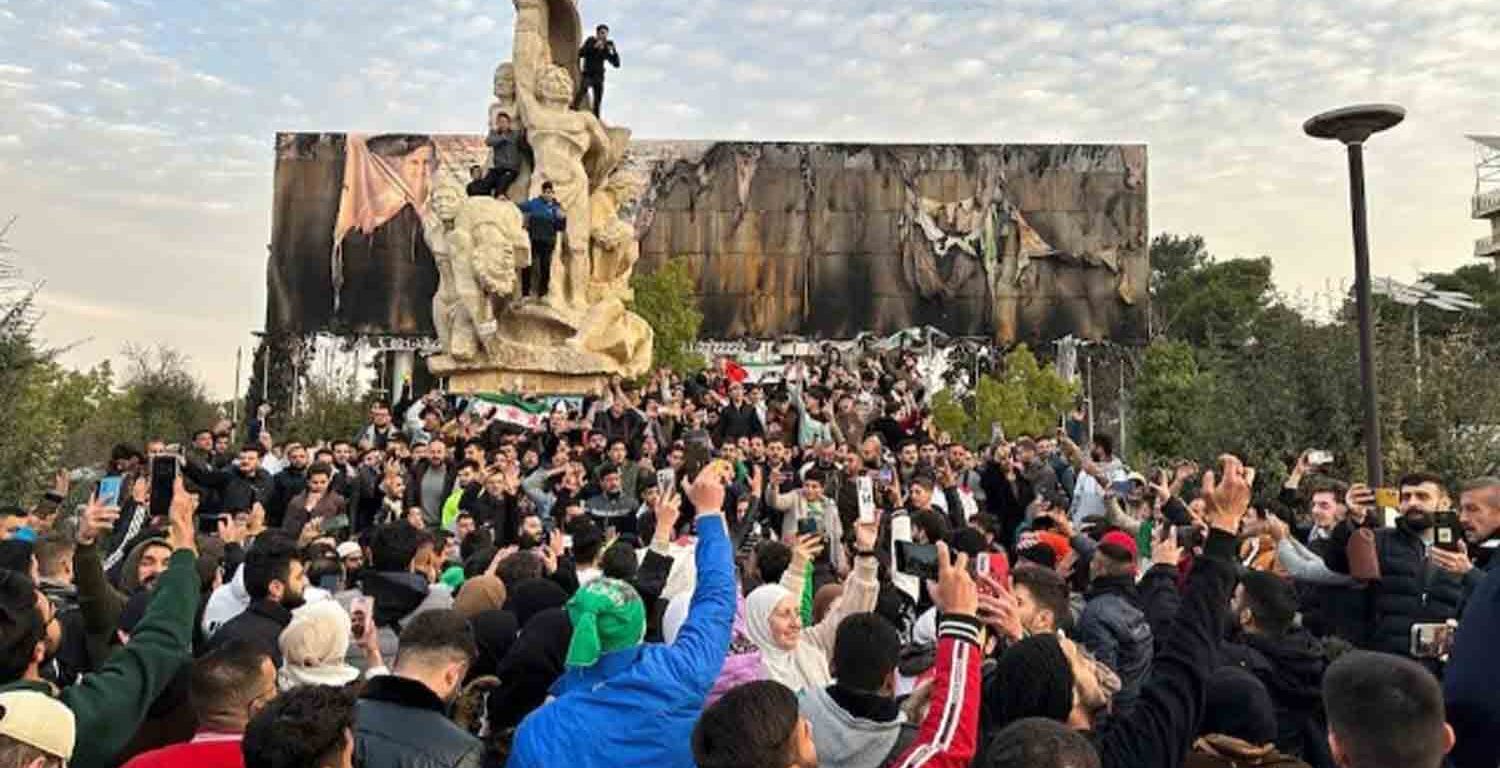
[0,135,21,149]
[0,64,32,76]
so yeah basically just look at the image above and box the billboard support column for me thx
[391,350,416,403]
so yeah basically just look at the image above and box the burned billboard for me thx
[267,135,1147,343]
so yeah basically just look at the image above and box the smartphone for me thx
[1374,487,1400,510]
[197,514,228,536]
[878,466,895,486]
[975,551,1011,584]
[797,516,822,537]
[96,475,124,508]
[322,514,351,533]
[1433,511,1463,553]
[1307,450,1334,466]
[148,455,180,519]
[681,443,711,482]
[855,476,877,525]
[990,422,1005,444]
[349,596,373,640]
[656,468,676,494]
[1410,622,1456,660]
[317,573,341,592]
[895,540,940,581]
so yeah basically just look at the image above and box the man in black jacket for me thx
[265,443,311,529]
[979,457,1250,768]
[574,24,620,116]
[182,445,274,518]
[355,609,482,768]
[1323,473,1466,657]
[1219,569,1329,764]
[201,531,305,666]
[714,382,763,445]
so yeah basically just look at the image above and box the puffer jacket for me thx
[1077,575,1153,715]
[1219,628,1328,762]
[355,675,482,768]
[1369,522,1465,656]
[506,510,736,768]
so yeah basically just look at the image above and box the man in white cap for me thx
[0,689,75,767]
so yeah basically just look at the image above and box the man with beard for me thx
[585,464,639,541]
[354,610,481,767]
[282,464,348,538]
[1060,432,1128,525]
[201,531,305,667]
[1218,570,1328,763]
[1323,472,1466,658]
[0,476,200,768]
[266,442,312,529]
[336,523,453,663]
[406,438,457,530]
[182,445,274,520]
[715,382,763,445]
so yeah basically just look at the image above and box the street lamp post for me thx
[1304,104,1405,488]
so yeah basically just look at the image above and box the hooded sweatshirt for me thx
[799,683,915,768]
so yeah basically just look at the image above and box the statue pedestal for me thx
[442,368,610,396]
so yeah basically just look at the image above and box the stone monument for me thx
[426,0,653,394]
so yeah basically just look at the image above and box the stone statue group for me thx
[425,0,652,390]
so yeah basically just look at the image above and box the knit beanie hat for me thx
[564,578,645,667]
[279,600,351,668]
[1201,666,1277,744]
[454,575,507,619]
[988,634,1075,728]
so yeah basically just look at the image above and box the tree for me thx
[1131,341,1213,463]
[630,258,705,374]
[931,344,1076,446]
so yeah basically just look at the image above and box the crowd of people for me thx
[0,353,1497,768]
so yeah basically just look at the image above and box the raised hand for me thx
[1152,527,1184,566]
[853,517,878,552]
[1201,455,1251,534]
[51,469,70,499]
[791,532,826,565]
[653,489,682,541]
[167,476,198,554]
[932,542,977,617]
[686,463,727,515]
[1345,483,1375,525]
[76,492,121,546]
[975,573,1023,641]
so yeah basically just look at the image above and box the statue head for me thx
[431,182,464,222]
[540,65,574,106]
[493,63,515,100]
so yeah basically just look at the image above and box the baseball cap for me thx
[336,541,362,560]
[1100,530,1140,562]
[0,691,75,760]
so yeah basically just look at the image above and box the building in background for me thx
[1470,135,1500,267]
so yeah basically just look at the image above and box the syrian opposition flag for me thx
[474,393,549,431]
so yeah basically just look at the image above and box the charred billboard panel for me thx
[268,135,1146,343]
[624,142,1148,344]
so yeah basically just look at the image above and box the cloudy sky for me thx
[3,0,1498,397]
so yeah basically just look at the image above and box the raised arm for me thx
[661,473,736,690]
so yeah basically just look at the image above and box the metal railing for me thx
[1473,189,1500,219]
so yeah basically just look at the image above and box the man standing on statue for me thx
[575,24,620,117]
[520,181,566,301]
[473,112,526,199]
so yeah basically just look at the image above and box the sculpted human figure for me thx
[423,182,465,354]
[448,197,530,359]
[513,64,612,309]
[587,172,641,304]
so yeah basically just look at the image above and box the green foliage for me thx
[931,345,1076,446]
[1132,341,1213,463]
[630,258,705,375]
[280,375,369,446]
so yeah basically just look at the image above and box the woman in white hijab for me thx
[743,520,880,693]
[277,600,387,690]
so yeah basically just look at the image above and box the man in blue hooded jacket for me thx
[507,467,735,768]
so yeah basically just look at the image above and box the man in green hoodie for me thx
[0,476,199,768]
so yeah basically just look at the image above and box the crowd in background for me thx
[0,351,1497,768]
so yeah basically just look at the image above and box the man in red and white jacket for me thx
[888,542,985,768]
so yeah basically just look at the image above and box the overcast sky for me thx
[3,0,1498,398]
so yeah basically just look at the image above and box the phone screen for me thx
[1434,511,1463,552]
[895,540,940,581]
[350,596,372,639]
[149,455,178,519]
[96,475,123,508]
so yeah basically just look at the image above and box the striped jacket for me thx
[887,615,984,768]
